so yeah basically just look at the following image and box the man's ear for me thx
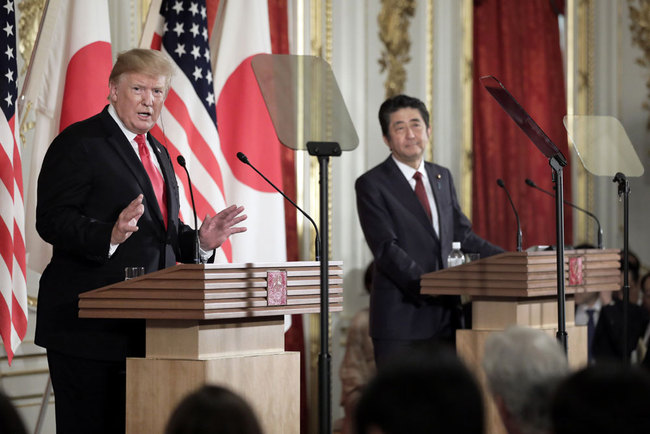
[108,82,117,102]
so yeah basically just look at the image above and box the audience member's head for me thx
[164,385,263,434]
[483,326,569,434]
[355,344,483,434]
[552,362,650,434]
[0,391,27,434]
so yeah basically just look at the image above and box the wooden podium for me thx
[421,249,619,434]
[79,261,343,434]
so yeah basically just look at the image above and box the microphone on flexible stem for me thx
[237,152,321,261]
[176,155,201,264]
[525,178,603,249]
[496,179,523,252]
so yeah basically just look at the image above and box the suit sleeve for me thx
[355,174,423,296]
[36,135,114,263]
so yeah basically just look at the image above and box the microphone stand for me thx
[550,157,568,353]
[177,156,201,264]
[525,179,603,249]
[496,179,522,251]
[614,172,630,362]
[307,141,341,434]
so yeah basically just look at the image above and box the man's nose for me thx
[142,91,154,105]
[406,126,416,138]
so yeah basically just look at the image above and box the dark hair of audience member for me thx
[0,391,27,434]
[164,385,263,434]
[552,362,650,434]
[354,344,483,434]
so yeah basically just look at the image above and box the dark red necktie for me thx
[135,134,167,228]
[413,171,432,222]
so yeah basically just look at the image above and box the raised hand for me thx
[111,194,145,245]
[198,205,247,251]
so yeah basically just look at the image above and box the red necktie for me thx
[413,171,432,222]
[135,134,167,228]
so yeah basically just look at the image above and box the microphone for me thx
[237,152,321,261]
[525,178,603,249]
[496,179,523,252]
[177,155,201,264]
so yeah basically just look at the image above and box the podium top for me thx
[421,249,619,298]
[79,261,343,320]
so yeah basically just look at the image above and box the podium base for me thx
[126,352,300,434]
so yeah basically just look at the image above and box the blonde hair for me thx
[109,48,173,91]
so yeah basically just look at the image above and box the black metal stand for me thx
[614,172,630,362]
[307,141,342,434]
[550,157,568,353]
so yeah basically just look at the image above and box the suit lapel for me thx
[100,108,167,231]
[383,157,438,241]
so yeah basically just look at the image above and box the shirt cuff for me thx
[108,243,119,258]
[199,246,212,263]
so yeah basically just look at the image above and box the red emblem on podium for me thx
[267,270,287,306]
[568,257,584,286]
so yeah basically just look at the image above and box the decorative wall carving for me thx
[18,0,46,74]
[378,0,415,98]
[627,0,650,129]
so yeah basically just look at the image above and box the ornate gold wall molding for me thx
[461,0,473,217]
[426,0,434,162]
[567,0,595,244]
[17,0,46,74]
[627,0,650,129]
[378,0,415,99]
[308,1,333,433]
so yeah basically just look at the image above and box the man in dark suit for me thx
[35,49,247,434]
[355,95,503,366]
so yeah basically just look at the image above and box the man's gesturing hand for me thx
[198,205,247,251]
[111,194,145,245]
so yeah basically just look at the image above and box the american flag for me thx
[148,0,233,261]
[0,0,27,365]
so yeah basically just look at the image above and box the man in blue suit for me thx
[35,49,247,433]
[355,95,503,366]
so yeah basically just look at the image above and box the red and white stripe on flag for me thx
[141,0,286,263]
[21,0,113,275]
[0,2,27,365]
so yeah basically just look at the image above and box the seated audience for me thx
[164,385,263,434]
[482,326,569,434]
[552,362,650,434]
[354,345,483,434]
[641,272,650,315]
[339,262,376,434]
[592,250,649,362]
[573,243,610,362]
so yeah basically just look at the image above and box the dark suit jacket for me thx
[355,156,503,341]
[35,105,198,361]
[592,298,649,362]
